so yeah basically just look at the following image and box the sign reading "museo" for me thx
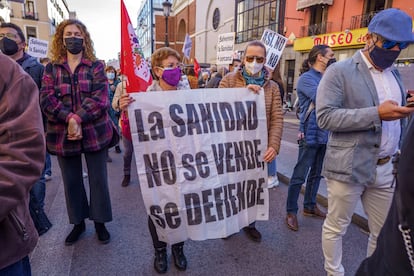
[216,32,235,65]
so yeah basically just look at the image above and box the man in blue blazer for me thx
[316,8,414,276]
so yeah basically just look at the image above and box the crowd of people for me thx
[1,8,414,276]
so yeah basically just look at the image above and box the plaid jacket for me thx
[40,58,112,156]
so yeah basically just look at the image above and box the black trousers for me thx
[148,216,184,249]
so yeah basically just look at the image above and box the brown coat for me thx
[219,69,283,154]
[0,54,45,269]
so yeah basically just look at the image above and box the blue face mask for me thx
[369,45,400,70]
[106,72,115,80]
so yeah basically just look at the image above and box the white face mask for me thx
[244,61,263,75]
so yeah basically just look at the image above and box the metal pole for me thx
[165,16,169,47]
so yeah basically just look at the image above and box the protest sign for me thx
[260,29,288,70]
[216,32,235,65]
[27,37,48,58]
[128,88,269,244]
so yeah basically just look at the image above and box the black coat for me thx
[356,118,414,276]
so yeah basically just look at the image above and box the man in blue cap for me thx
[316,8,414,276]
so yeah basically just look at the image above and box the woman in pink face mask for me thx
[118,47,186,274]
[147,47,182,91]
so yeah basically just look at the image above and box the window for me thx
[26,26,37,40]
[212,8,220,30]
[235,0,285,44]
[25,1,35,17]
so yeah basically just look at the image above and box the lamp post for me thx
[162,0,172,47]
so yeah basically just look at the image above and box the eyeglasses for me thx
[158,63,182,70]
[0,33,18,39]
[382,40,409,50]
[245,56,265,63]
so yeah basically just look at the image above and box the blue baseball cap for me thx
[368,8,414,43]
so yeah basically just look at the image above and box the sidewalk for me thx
[279,116,368,232]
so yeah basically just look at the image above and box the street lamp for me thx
[162,0,172,47]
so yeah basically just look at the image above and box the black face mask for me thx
[0,37,19,55]
[369,45,400,70]
[64,37,84,55]
[326,58,336,67]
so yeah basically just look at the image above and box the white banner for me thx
[128,88,269,244]
[260,29,288,70]
[27,37,48,58]
[216,33,235,65]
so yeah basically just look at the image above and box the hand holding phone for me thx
[405,101,414,107]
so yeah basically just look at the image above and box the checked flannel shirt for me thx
[40,58,112,156]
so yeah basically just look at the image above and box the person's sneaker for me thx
[65,221,86,246]
[115,145,122,153]
[267,176,280,188]
[83,171,88,178]
[94,222,110,244]
[44,174,52,181]
[243,226,262,242]
[121,175,131,187]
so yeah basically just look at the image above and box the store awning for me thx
[296,0,333,11]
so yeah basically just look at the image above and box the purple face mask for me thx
[161,67,181,87]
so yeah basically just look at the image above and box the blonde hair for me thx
[51,19,96,63]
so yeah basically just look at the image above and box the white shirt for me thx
[360,50,401,158]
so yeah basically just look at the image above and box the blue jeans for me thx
[268,159,276,176]
[286,142,326,214]
[0,256,31,276]
[44,152,52,176]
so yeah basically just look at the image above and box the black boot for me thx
[172,244,187,271]
[65,221,85,246]
[94,222,110,244]
[115,145,122,153]
[121,175,130,187]
[154,247,168,274]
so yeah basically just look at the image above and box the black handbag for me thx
[108,121,120,148]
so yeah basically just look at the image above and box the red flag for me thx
[121,0,152,93]
[193,58,200,78]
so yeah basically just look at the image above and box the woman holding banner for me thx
[118,47,187,274]
[219,40,284,242]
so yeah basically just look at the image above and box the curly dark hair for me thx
[51,19,96,63]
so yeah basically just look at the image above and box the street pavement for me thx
[31,115,369,276]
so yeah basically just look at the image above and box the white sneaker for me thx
[83,171,88,178]
[44,174,52,181]
[267,176,280,188]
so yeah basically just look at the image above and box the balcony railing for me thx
[22,10,39,20]
[300,22,332,37]
[350,11,381,29]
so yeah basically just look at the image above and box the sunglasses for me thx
[0,33,18,39]
[382,40,409,50]
[245,56,265,63]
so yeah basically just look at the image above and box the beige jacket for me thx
[219,69,283,154]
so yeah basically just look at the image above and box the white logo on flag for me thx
[128,23,151,82]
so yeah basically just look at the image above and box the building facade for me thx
[138,0,414,92]
[6,0,70,57]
